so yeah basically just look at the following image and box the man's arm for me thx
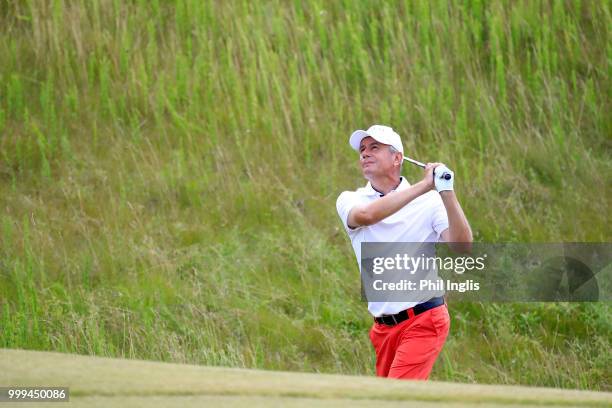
[439,191,473,253]
[347,163,444,228]
[347,181,430,228]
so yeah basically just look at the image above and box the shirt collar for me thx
[364,176,410,197]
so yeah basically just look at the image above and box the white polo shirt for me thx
[336,177,449,317]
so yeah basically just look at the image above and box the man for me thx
[336,124,472,380]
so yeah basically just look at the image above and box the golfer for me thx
[336,125,472,380]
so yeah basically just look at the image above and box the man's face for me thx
[359,137,401,179]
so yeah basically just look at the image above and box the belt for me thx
[374,297,445,326]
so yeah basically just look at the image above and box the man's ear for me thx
[394,153,402,166]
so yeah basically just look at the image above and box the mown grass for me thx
[0,0,610,391]
[3,349,611,408]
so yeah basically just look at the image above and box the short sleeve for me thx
[336,191,363,234]
[431,193,449,241]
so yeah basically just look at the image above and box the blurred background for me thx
[0,0,610,390]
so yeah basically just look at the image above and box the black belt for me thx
[374,297,445,326]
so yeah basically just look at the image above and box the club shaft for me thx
[403,156,452,180]
[403,157,426,168]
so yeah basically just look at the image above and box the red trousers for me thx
[369,304,450,379]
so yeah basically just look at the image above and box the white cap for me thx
[349,125,404,154]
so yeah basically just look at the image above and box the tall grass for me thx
[0,0,610,390]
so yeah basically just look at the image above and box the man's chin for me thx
[362,169,374,180]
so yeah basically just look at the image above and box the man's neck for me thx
[370,175,402,196]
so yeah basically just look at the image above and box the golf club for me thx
[403,157,452,180]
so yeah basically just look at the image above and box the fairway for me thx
[1,349,610,407]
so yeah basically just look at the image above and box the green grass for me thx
[2,349,611,407]
[0,0,610,391]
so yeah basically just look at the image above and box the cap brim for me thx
[349,130,369,151]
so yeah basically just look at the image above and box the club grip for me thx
[434,170,452,180]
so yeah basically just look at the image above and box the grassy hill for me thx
[1,349,611,407]
[0,0,610,391]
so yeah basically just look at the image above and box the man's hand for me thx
[421,163,443,191]
[421,163,454,193]
[434,165,454,192]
